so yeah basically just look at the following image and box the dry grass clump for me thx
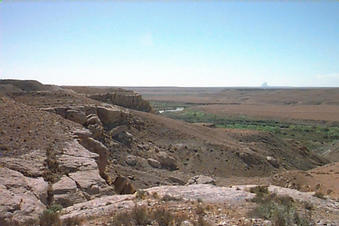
[110,204,188,226]
[249,186,313,226]
[62,217,83,226]
[39,204,62,226]
[110,203,212,226]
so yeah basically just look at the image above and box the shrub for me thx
[62,217,82,226]
[111,205,189,226]
[135,190,149,200]
[39,204,63,226]
[132,205,150,225]
[250,188,313,226]
[250,186,269,202]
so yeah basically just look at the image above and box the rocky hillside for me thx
[65,86,153,112]
[0,80,337,225]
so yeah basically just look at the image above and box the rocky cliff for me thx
[88,91,153,112]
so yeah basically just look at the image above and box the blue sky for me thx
[0,1,338,87]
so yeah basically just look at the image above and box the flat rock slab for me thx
[147,184,253,203]
[60,184,339,223]
[61,195,134,220]
[68,169,113,197]
[0,149,46,177]
[0,167,46,225]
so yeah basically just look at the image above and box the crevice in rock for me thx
[42,142,63,207]
[69,176,91,201]
[76,136,111,185]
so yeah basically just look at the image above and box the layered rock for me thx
[89,91,152,112]
[54,139,114,207]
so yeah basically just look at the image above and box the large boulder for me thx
[156,151,178,170]
[96,106,128,127]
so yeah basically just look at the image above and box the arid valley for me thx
[0,80,338,225]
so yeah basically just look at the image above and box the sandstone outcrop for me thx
[53,176,87,207]
[96,105,129,127]
[89,91,152,112]
[54,140,114,207]
[65,109,87,125]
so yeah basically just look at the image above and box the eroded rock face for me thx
[96,106,129,127]
[68,169,113,197]
[54,140,114,206]
[53,176,87,207]
[0,167,47,225]
[76,136,109,177]
[89,92,152,112]
[65,109,87,125]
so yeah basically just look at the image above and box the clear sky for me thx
[0,1,338,87]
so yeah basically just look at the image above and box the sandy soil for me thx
[194,104,339,122]
[127,87,339,122]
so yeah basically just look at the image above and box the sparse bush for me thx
[194,215,212,226]
[195,204,205,216]
[111,205,189,226]
[152,192,159,199]
[39,204,63,226]
[62,217,82,226]
[111,211,132,226]
[302,201,313,211]
[250,186,269,202]
[135,189,149,200]
[132,205,150,225]
[250,188,313,226]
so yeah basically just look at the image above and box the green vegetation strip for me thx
[160,107,339,150]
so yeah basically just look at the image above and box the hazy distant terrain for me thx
[128,87,339,122]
